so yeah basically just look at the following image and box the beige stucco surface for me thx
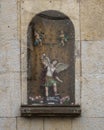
[80,0,104,40]
[0,0,104,130]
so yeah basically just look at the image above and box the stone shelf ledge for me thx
[21,104,81,117]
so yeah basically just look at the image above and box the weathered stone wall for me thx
[0,0,104,130]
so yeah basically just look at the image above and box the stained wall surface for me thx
[0,0,104,130]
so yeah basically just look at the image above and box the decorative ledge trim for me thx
[21,105,81,117]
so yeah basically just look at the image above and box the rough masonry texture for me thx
[0,0,104,130]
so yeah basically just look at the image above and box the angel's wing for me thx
[41,53,50,66]
[55,63,69,73]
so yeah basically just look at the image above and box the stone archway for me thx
[27,10,75,105]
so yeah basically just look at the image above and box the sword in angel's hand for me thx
[41,53,50,67]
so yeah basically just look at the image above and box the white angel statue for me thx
[41,53,69,97]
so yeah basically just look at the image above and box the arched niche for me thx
[27,10,75,105]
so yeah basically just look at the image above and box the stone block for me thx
[0,72,21,117]
[75,40,81,104]
[80,0,104,40]
[17,117,43,130]
[75,74,81,104]
[0,118,16,130]
[21,0,79,21]
[20,0,80,72]
[21,71,27,104]
[20,41,27,72]
[75,40,81,75]
[44,118,71,130]
[82,41,104,74]
[81,74,104,117]
[0,0,17,41]
[0,40,20,72]
[72,117,104,130]
[20,0,80,45]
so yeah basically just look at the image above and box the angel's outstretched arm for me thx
[55,76,63,83]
